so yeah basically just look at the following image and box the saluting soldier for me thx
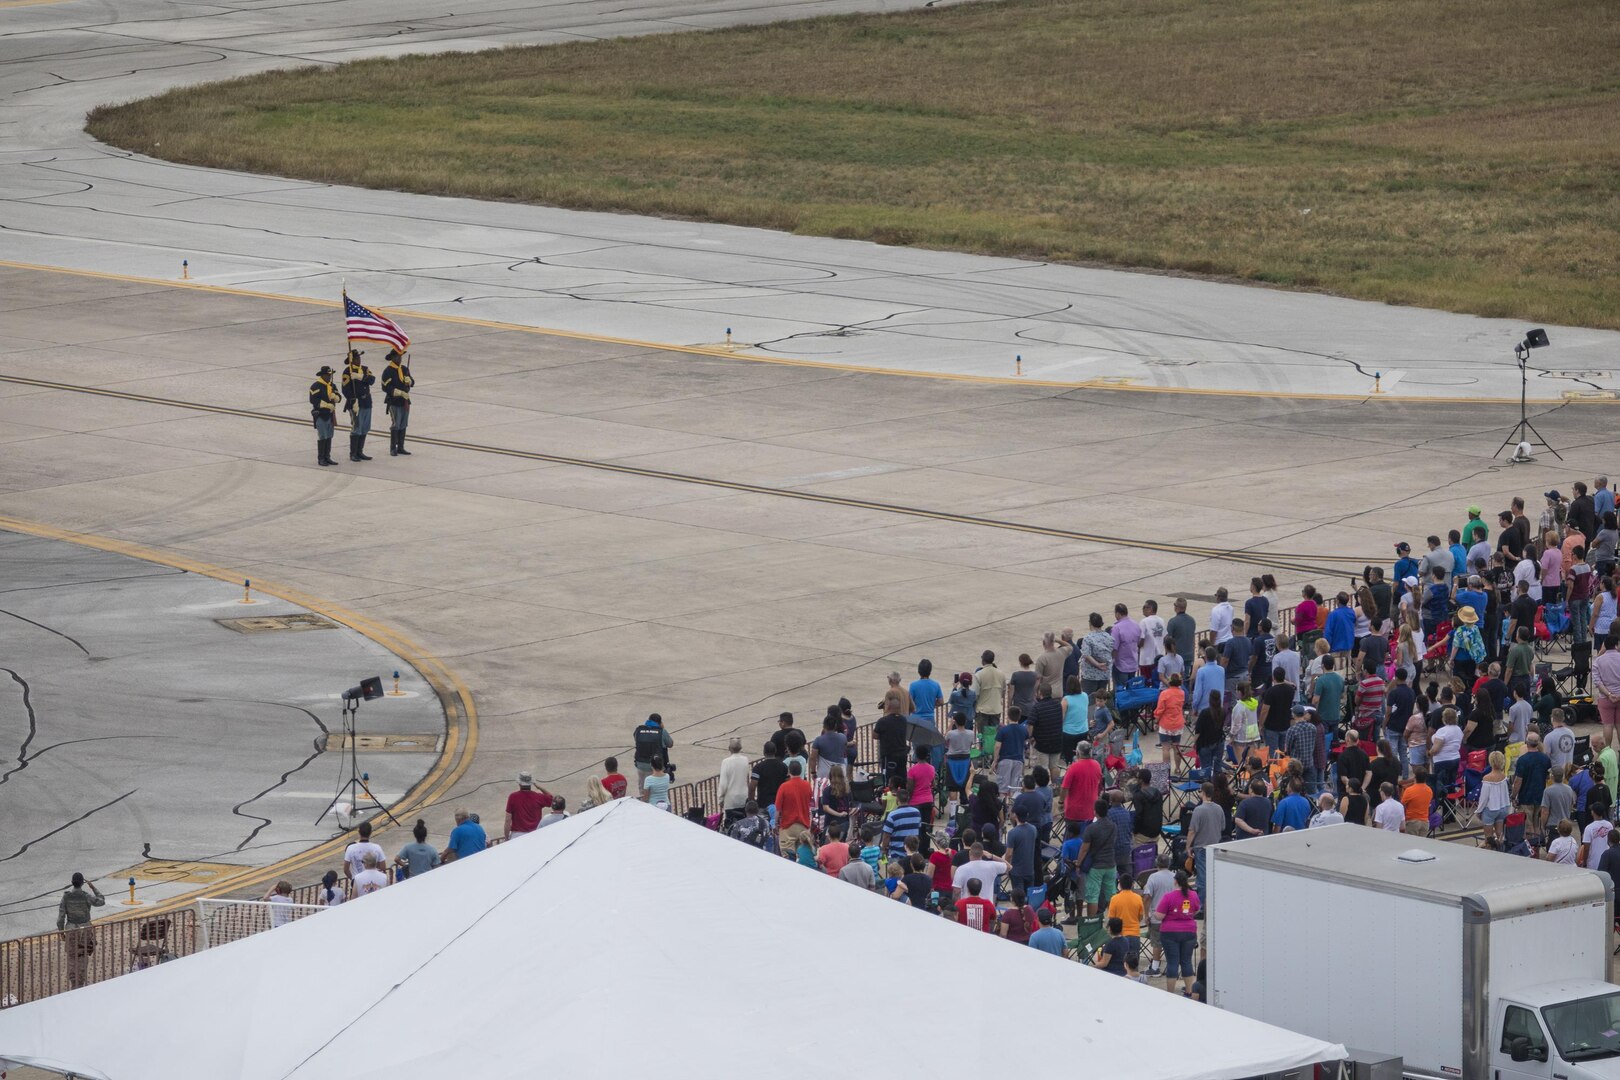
[341,349,375,462]
[380,349,414,456]
[309,364,340,467]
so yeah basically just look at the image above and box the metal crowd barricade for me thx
[0,908,195,1007]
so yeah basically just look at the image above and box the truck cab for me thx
[1494,981,1620,1080]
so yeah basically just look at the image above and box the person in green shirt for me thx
[1597,733,1620,801]
[1462,505,1489,548]
[1505,627,1536,697]
[1313,655,1345,727]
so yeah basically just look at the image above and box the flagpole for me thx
[341,278,350,361]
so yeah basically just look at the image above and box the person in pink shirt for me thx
[906,746,937,828]
[1154,869,1202,996]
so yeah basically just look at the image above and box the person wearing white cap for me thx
[505,770,553,839]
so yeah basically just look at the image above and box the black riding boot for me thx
[318,437,336,466]
[389,430,400,457]
[396,429,411,456]
[355,432,372,461]
[349,433,362,462]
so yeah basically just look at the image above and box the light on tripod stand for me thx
[1497,328,1561,462]
[320,675,396,830]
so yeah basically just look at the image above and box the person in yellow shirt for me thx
[1106,871,1148,973]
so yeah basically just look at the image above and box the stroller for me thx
[1422,619,1454,669]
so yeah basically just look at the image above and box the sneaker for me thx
[1147,962,1163,978]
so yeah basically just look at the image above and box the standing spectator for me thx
[1228,680,1260,764]
[504,771,551,840]
[1400,769,1434,835]
[971,650,1007,730]
[1005,808,1039,893]
[905,746,937,827]
[343,820,386,886]
[393,819,440,879]
[1542,766,1576,843]
[1429,708,1465,795]
[774,761,814,855]
[749,740,791,810]
[1028,683,1066,777]
[1284,706,1322,794]
[1336,729,1371,799]
[954,878,998,932]
[1547,820,1580,865]
[1111,604,1142,686]
[872,696,910,782]
[633,714,674,785]
[908,660,946,736]
[1060,677,1091,763]
[1272,778,1312,832]
[1245,577,1270,640]
[1325,593,1357,654]
[881,797,924,859]
[1545,708,1576,772]
[1294,585,1322,650]
[1373,783,1405,832]
[994,708,1030,793]
[1313,655,1345,732]
[261,880,298,925]
[1166,598,1198,681]
[1221,618,1253,692]
[57,872,104,989]
[883,674,913,718]
[808,715,848,781]
[1258,667,1296,753]
[947,673,977,729]
[718,739,751,825]
[1131,768,1165,846]
[1140,599,1168,678]
[1308,792,1344,828]
[1033,631,1069,700]
[1354,657,1387,739]
[727,800,771,848]
[1209,587,1235,645]
[1154,870,1201,997]
[837,841,876,889]
[1029,908,1068,956]
[1189,648,1224,731]
[1157,639,1186,687]
[318,870,345,908]
[816,833,853,878]
[442,809,486,862]
[536,797,569,829]
[1008,653,1040,719]
[1077,798,1120,916]
[950,842,1009,903]
[1060,742,1103,832]
[1580,812,1614,870]
[1193,690,1225,774]
[1187,783,1224,900]
[601,757,628,800]
[1149,673,1184,768]
[1234,779,1273,838]
[1079,614,1114,694]
[642,755,673,810]
[353,853,388,897]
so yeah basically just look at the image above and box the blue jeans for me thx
[1434,758,1459,796]
[1304,766,1323,795]
[1194,846,1210,903]
[1263,729,1284,753]
[1162,930,1197,979]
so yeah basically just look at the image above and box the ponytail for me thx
[1174,869,1191,893]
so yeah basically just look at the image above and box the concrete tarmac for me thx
[2,0,1618,399]
[0,528,443,939]
[3,264,1619,899]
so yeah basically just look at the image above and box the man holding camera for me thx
[341,349,375,462]
[308,364,340,467]
[380,349,414,456]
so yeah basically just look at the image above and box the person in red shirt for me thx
[924,833,954,896]
[504,770,552,839]
[601,757,628,800]
[775,760,814,856]
[954,877,998,932]
[1060,742,1102,832]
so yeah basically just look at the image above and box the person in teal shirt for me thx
[1313,657,1345,727]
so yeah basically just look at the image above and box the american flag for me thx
[344,295,410,352]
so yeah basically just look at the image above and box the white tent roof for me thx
[0,800,1342,1079]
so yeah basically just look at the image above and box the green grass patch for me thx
[87,0,1620,327]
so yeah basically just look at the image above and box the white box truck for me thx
[1208,826,1620,1080]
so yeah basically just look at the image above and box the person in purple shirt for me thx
[1110,603,1142,686]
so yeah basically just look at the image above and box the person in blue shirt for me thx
[1448,530,1468,582]
[1271,778,1312,832]
[909,658,946,766]
[1393,543,1420,601]
[1454,576,1490,630]
[1324,593,1357,654]
[443,809,487,861]
[1029,907,1068,956]
[1422,569,1452,638]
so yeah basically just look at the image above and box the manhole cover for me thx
[217,614,340,634]
[326,733,442,753]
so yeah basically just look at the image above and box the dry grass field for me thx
[89,0,1620,326]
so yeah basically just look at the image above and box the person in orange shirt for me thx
[1153,673,1187,767]
[1399,765,1434,836]
[774,760,815,856]
[1105,872,1148,971]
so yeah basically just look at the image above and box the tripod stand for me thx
[1496,332,1561,461]
[318,694,398,828]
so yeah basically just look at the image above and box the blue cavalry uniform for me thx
[308,365,340,467]
[380,350,414,456]
[341,350,376,462]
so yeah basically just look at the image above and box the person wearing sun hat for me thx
[1448,605,1487,684]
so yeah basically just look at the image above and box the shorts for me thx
[995,759,1024,791]
[1481,806,1510,825]
[1083,866,1118,906]
[1157,730,1181,745]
